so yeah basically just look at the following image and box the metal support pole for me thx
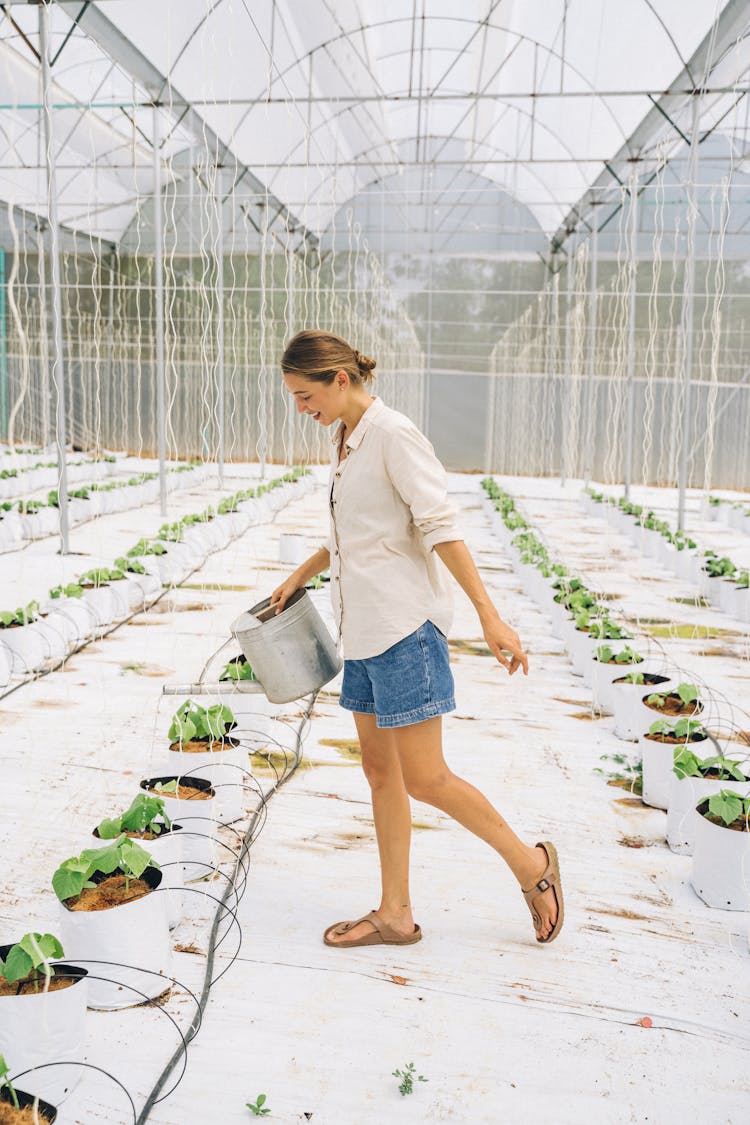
[423,249,434,438]
[543,261,559,477]
[39,2,69,554]
[560,247,575,486]
[215,165,225,489]
[623,169,639,500]
[258,206,268,478]
[153,106,167,516]
[583,221,599,487]
[285,240,296,466]
[104,246,116,453]
[677,97,702,532]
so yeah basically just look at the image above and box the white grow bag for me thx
[140,776,217,882]
[0,949,88,1105]
[641,734,710,810]
[58,866,171,1010]
[691,805,750,910]
[167,742,247,824]
[667,773,750,855]
[0,621,51,673]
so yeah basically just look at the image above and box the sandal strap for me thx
[332,910,378,937]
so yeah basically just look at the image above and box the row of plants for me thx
[0,461,208,549]
[0,468,311,687]
[702,494,750,534]
[0,632,283,1114]
[481,477,750,920]
[582,488,749,623]
[0,693,246,1116]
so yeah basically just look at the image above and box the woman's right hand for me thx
[269,574,303,616]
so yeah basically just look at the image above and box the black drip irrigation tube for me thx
[134,694,315,1123]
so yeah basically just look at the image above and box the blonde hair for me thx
[281,329,377,386]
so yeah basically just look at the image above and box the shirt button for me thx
[335,576,340,581]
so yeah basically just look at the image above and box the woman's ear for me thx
[336,368,348,391]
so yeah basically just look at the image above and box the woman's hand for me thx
[481,613,528,676]
[269,574,303,616]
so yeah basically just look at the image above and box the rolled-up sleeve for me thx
[383,425,462,550]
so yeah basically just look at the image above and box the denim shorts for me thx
[340,620,456,728]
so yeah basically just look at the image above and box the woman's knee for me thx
[402,767,453,805]
[360,740,401,790]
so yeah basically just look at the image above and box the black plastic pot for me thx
[139,775,215,799]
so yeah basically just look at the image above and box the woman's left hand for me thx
[481,613,528,676]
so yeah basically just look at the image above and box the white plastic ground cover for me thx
[132,473,748,1125]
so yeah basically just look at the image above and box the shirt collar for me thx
[331,395,384,452]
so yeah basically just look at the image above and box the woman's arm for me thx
[270,546,331,614]
[434,540,528,676]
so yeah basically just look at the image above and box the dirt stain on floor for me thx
[319,737,362,762]
[448,639,492,657]
[119,662,175,677]
[618,835,659,849]
[248,748,314,774]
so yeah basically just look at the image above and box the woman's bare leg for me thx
[324,712,417,944]
[393,717,558,939]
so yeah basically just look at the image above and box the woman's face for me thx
[283,370,344,427]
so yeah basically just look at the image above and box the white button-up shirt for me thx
[326,396,461,660]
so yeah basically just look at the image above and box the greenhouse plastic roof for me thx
[0,0,749,248]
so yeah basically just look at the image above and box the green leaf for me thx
[676,682,699,705]
[96,815,124,840]
[119,838,155,879]
[707,790,745,827]
[1,946,32,985]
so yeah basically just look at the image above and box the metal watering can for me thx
[230,589,342,704]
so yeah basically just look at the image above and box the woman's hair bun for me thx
[354,350,377,374]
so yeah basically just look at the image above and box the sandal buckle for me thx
[537,878,550,891]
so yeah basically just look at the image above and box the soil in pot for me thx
[66,873,151,912]
[0,972,76,998]
[645,732,707,745]
[613,673,669,688]
[141,776,215,801]
[0,1090,56,1124]
[699,811,749,833]
[644,693,703,717]
[168,736,240,754]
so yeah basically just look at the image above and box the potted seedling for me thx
[733,569,750,624]
[53,836,170,1010]
[167,701,245,823]
[216,657,272,741]
[590,643,643,713]
[691,790,750,910]
[45,583,96,645]
[0,934,87,1106]
[610,669,675,742]
[112,556,160,611]
[642,681,703,734]
[0,1054,57,1123]
[640,716,708,810]
[94,794,185,927]
[139,775,217,881]
[667,747,750,855]
[77,567,129,628]
[0,602,53,674]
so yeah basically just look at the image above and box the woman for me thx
[271,330,563,947]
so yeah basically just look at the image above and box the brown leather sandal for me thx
[323,909,422,948]
[522,841,564,944]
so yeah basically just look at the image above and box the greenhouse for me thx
[0,1,748,1122]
